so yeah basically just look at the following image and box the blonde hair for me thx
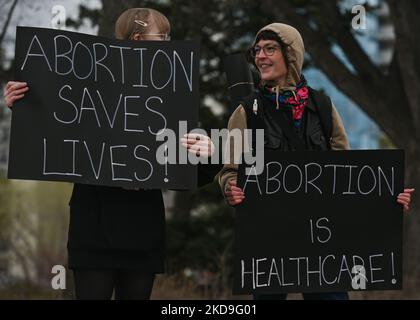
[114,8,171,40]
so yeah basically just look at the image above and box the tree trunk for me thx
[403,143,420,297]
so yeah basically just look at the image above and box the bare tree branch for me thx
[317,2,384,85]
[0,0,18,47]
[321,1,417,143]
[387,0,420,132]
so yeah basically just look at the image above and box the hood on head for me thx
[253,23,305,90]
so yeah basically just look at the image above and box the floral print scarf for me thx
[260,75,309,128]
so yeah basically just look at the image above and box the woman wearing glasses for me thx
[218,23,414,300]
[3,7,213,300]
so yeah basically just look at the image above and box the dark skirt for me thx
[67,184,165,273]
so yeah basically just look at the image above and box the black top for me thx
[67,183,165,271]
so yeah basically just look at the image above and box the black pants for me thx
[73,269,155,300]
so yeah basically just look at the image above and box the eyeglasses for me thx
[249,44,282,58]
[129,31,171,41]
[141,33,171,41]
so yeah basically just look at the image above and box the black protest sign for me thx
[223,53,255,115]
[233,150,404,294]
[8,27,199,189]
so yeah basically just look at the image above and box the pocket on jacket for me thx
[264,133,282,149]
[309,130,327,150]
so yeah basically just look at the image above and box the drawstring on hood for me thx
[270,85,298,109]
[274,86,280,109]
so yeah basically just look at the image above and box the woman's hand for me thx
[225,179,245,206]
[3,81,28,108]
[181,133,215,157]
[397,188,415,214]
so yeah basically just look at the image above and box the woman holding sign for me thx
[4,7,214,300]
[218,23,414,300]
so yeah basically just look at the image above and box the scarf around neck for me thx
[259,75,309,128]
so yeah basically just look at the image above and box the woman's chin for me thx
[262,79,277,86]
[261,74,278,84]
